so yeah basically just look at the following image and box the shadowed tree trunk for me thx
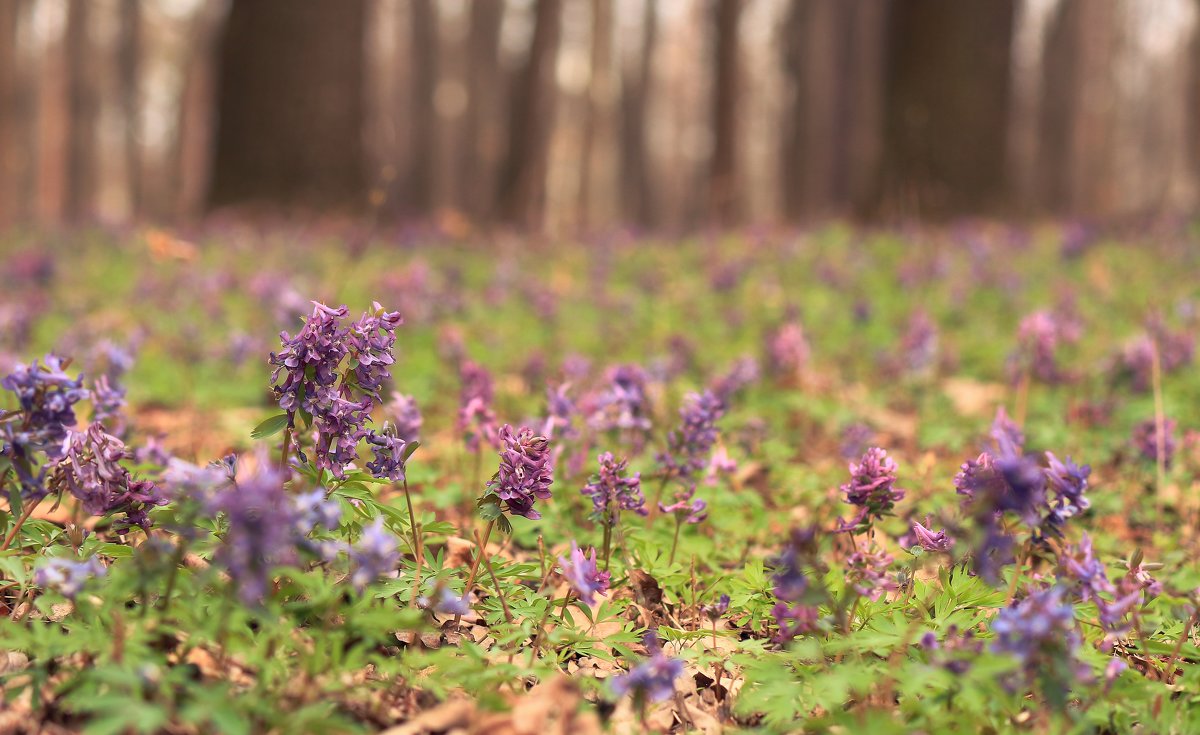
[463,0,505,225]
[780,0,888,219]
[118,0,141,219]
[406,0,438,217]
[709,0,741,226]
[208,0,366,211]
[620,0,657,227]
[578,0,615,232]
[498,0,562,230]
[0,0,18,224]
[875,0,1015,218]
[65,0,96,222]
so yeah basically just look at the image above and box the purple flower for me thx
[543,383,578,441]
[486,425,554,520]
[611,633,684,704]
[51,422,166,531]
[588,364,652,438]
[292,489,341,535]
[771,527,815,603]
[423,586,470,616]
[90,374,126,434]
[990,406,1025,456]
[772,602,820,643]
[710,356,759,404]
[839,423,875,461]
[899,309,939,374]
[702,594,730,621]
[269,301,402,479]
[269,302,349,424]
[385,392,422,444]
[348,518,400,591]
[1044,453,1091,524]
[558,542,611,605]
[911,519,953,552]
[1,355,89,497]
[846,549,896,600]
[581,452,645,524]
[658,390,725,482]
[1012,310,1065,383]
[840,448,904,530]
[458,397,498,454]
[35,557,105,598]
[658,485,707,524]
[1132,418,1177,468]
[364,425,410,483]
[208,464,298,604]
[766,322,809,380]
[990,587,1086,704]
[347,303,402,396]
[1057,533,1112,603]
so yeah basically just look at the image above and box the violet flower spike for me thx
[558,542,611,606]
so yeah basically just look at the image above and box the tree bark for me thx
[65,0,96,222]
[498,0,562,230]
[709,0,741,226]
[463,0,506,224]
[118,0,141,219]
[577,0,616,232]
[0,0,18,225]
[406,0,438,217]
[875,0,1015,218]
[619,0,657,227]
[208,0,367,211]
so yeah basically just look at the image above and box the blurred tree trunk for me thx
[498,0,562,229]
[175,1,225,221]
[577,0,615,232]
[463,0,505,225]
[780,0,888,219]
[406,0,438,217]
[118,0,141,219]
[65,0,96,222]
[620,0,657,227]
[875,0,1015,218]
[0,0,17,224]
[36,4,68,224]
[709,0,741,226]
[208,0,366,211]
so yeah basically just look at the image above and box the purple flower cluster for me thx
[839,447,904,531]
[898,309,939,374]
[658,485,707,524]
[558,542,611,605]
[710,356,759,404]
[51,422,166,531]
[385,392,422,444]
[581,452,645,524]
[702,594,731,621]
[611,632,684,704]
[1012,310,1068,383]
[90,375,127,435]
[208,465,299,604]
[658,390,725,481]
[911,518,953,552]
[766,322,809,380]
[457,360,498,453]
[269,302,403,478]
[543,383,578,441]
[1132,418,1177,468]
[1058,538,1161,650]
[990,587,1087,705]
[347,518,400,591]
[846,549,896,600]
[588,364,652,438]
[35,557,106,599]
[1,356,89,496]
[485,425,554,519]
[365,425,410,483]
[771,528,820,642]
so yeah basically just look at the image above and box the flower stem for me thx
[0,499,40,551]
[479,527,513,624]
[668,514,683,565]
[601,520,613,571]
[453,518,495,627]
[1151,341,1167,512]
[402,477,423,607]
[279,427,292,472]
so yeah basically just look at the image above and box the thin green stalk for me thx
[453,518,496,627]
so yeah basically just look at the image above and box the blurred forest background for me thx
[1,0,1198,235]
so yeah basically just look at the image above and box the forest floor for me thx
[1,222,1199,733]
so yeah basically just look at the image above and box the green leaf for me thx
[250,413,290,440]
[402,440,420,461]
